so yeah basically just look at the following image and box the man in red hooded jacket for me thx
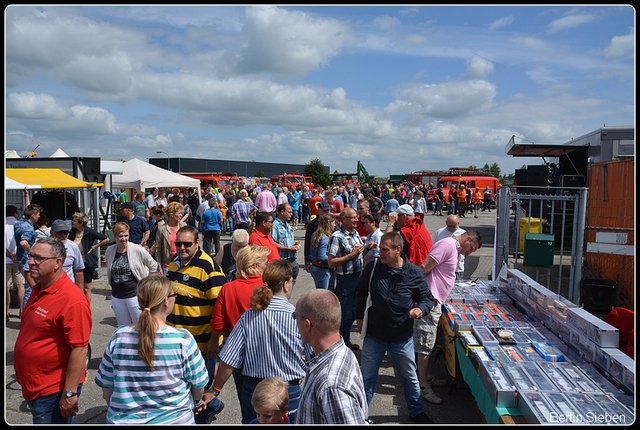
[385,204,433,266]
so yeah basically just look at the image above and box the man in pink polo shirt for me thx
[413,230,482,405]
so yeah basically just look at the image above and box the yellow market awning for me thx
[6,168,103,189]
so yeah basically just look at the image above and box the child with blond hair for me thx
[249,377,290,424]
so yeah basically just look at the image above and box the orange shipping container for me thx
[584,159,635,310]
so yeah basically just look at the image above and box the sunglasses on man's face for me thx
[175,241,194,248]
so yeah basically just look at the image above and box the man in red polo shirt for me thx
[248,212,280,262]
[14,237,92,424]
[385,204,433,267]
[354,199,370,239]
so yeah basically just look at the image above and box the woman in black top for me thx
[214,229,249,282]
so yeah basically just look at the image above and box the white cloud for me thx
[6,92,156,137]
[489,16,514,30]
[461,55,496,80]
[373,15,400,31]
[604,33,634,58]
[389,80,497,119]
[547,13,597,34]
[235,6,360,77]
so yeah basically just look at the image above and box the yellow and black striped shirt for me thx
[166,249,226,352]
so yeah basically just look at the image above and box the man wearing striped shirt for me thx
[230,190,257,231]
[327,208,364,350]
[166,226,226,423]
[271,204,302,281]
[295,289,368,424]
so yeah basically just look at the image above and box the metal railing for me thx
[494,186,588,304]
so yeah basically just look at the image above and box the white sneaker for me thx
[421,385,443,405]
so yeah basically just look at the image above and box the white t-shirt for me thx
[433,226,466,274]
[6,223,16,264]
[62,240,85,283]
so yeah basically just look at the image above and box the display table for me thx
[440,312,524,424]
[454,338,523,424]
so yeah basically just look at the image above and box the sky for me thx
[5,5,635,178]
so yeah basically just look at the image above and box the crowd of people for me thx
[8,179,485,424]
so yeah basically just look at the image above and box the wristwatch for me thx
[386,223,394,228]
[64,390,77,398]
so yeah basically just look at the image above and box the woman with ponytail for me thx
[197,260,313,424]
[96,275,208,424]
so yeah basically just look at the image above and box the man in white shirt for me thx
[432,215,466,280]
[50,220,85,289]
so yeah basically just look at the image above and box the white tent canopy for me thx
[6,176,42,190]
[111,158,200,192]
[6,150,21,158]
[50,148,70,157]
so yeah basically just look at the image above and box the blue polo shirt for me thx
[116,215,149,244]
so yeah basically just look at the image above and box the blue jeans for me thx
[28,384,83,424]
[310,265,330,289]
[194,356,223,424]
[360,335,423,417]
[336,273,361,347]
[448,199,457,215]
[241,378,301,424]
[21,268,31,310]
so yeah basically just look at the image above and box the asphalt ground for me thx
[5,208,497,425]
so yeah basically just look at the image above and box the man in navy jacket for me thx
[355,231,434,424]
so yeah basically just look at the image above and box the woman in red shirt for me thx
[208,245,271,354]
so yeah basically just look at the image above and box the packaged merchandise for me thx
[478,361,518,408]
[532,342,564,362]
[472,325,499,345]
[501,362,537,391]
[589,393,634,424]
[484,344,512,362]
[518,391,560,424]
[518,362,558,392]
[516,344,545,362]
[537,362,580,392]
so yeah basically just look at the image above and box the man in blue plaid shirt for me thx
[230,190,256,231]
[327,208,364,350]
[271,203,302,281]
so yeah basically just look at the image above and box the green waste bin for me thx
[519,217,547,251]
[524,233,555,266]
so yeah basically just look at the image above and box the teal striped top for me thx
[95,325,208,424]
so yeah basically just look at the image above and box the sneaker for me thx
[427,376,448,387]
[420,385,443,405]
[347,343,360,351]
[409,412,433,423]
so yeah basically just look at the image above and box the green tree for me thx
[255,169,266,177]
[488,162,501,179]
[304,158,332,188]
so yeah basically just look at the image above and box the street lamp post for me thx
[157,151,171,171]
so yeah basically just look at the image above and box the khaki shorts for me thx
[5,263,25,286]
[413,300,442,355]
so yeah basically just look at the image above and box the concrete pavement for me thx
[5,208,497,424]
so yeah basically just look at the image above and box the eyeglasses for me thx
[27,253,57,264]
[168,292,179,299]
[292,311,313,327]
[174,241,194,248]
